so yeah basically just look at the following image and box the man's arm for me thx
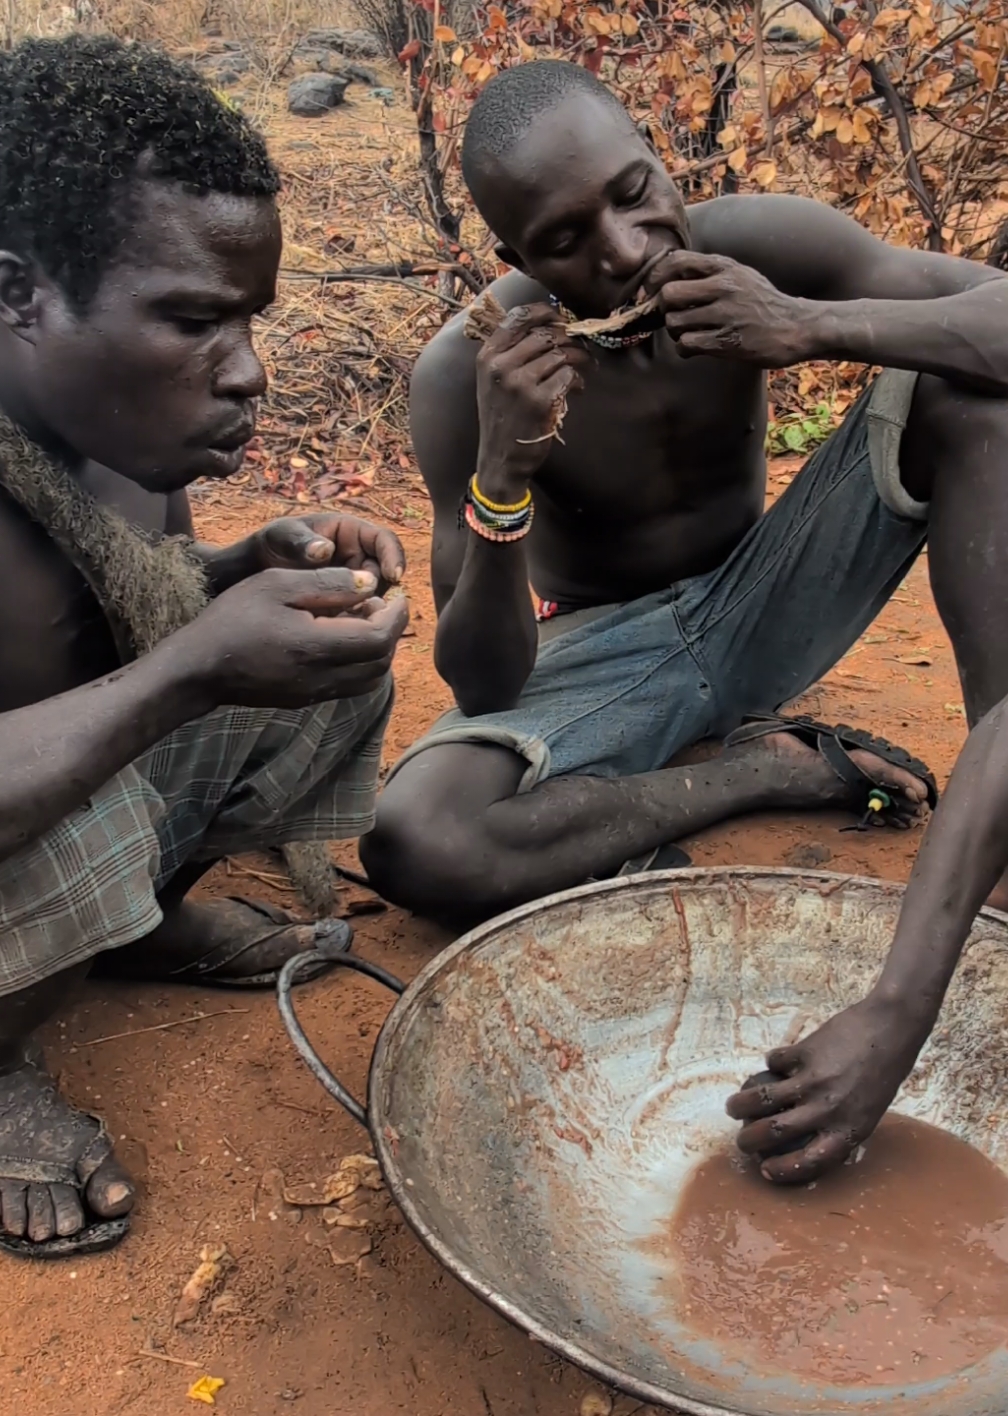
[0,567,404,865]
[168,491,406,597]
[660,193,1008,395]
[411,292,584,717]
[726,695,1008,1183]
[0,636,215,862]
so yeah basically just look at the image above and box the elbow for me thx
[438,655,527,717]
[454,682,523,719]
[434,643,530,718]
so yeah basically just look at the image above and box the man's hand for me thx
[475,303,591,504]
[182,566,409,708]
[647,251,817,367]
[725,994,932,1185]
[252,514,405,589]
[204,515,405,596]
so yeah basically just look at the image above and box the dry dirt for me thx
[0,458,970,1416]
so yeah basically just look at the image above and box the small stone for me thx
[300,26,382,59]
[338,1188,370,1212]
[322,1206,368,1229]
[328,1229,373,1267]
[580,1394,613,1416]
[287,73,349,116]
[330,59,377,84]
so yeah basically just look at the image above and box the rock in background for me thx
[287,72,350,117]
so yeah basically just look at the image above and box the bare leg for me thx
[363,730,927,926]
[902,375,1008,908]
[0,967,135,1248]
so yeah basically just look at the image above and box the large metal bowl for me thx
[280,868,1008,1416]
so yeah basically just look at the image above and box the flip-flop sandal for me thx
[95,899,353,990]
[0,1119,130,1260]
[590,841,693,883]
[725,714,938,829]
[618,842,693,875]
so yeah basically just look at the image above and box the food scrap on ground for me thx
[187,1375,226,1406]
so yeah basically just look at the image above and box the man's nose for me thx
[213,333,268,400]
[597,211,648,283]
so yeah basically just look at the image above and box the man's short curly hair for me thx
[0,34,281,308]
[461,60,630,212]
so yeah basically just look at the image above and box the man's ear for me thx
[637,120,658,154]
[494,240,528,274]
[0,252,42,341]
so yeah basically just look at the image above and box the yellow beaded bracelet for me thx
[470,474,532,516]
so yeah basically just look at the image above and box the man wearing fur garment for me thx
[363,60,1008,928]
[0,36,408,1259]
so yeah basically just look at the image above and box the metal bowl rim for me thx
[366,865,1008,1416]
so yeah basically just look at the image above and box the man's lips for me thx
[615,249,673,309]
[205,421,255,452]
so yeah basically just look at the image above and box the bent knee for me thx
[361,742,526,915]
[361,793,497,917]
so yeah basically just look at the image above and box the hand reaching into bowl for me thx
[725,1001,929,1184]
[727,692,1008,1185]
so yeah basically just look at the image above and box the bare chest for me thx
[0,468,173,711]
[535,342,767,521]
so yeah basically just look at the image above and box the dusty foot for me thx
[0,1053,134,1249]
[734,730,931,825]
[92,897,348,986]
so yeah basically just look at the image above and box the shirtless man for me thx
[0,36,407,1257]
[362,60,1008,924]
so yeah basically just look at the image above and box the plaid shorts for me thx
[0,681,393,997]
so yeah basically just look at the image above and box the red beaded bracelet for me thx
[464,501,534,542]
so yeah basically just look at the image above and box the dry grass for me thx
[209,79,489,526]
[2,0,359,48]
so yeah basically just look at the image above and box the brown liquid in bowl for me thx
[663,1115,1008,1386]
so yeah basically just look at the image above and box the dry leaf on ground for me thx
[173,1245,233,1327]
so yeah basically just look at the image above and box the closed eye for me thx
[545,228,580,258]
[616,173,650,207]
[170,313,221,336]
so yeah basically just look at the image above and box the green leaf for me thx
[783,424,807,452]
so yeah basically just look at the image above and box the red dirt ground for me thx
[2,465,967,1416]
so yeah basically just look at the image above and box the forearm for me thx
[807,284,1008,395]
[192,538,258,595]
[434,535,537,716]
[0,634,215,862]
[870,698,1008,1029]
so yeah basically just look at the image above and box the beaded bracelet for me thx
[464,501,534,543]
[470,474,532,516]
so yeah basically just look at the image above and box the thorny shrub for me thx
[408,0,1008,427]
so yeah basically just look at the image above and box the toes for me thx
[850,750,929,806]
[85,1155,136,1220]
[0,1179,27,1238]
[49,1182,85,1238]
[26,1182,55,1244]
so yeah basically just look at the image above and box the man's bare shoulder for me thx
[411,269,546,396]
[689,193,835,256]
